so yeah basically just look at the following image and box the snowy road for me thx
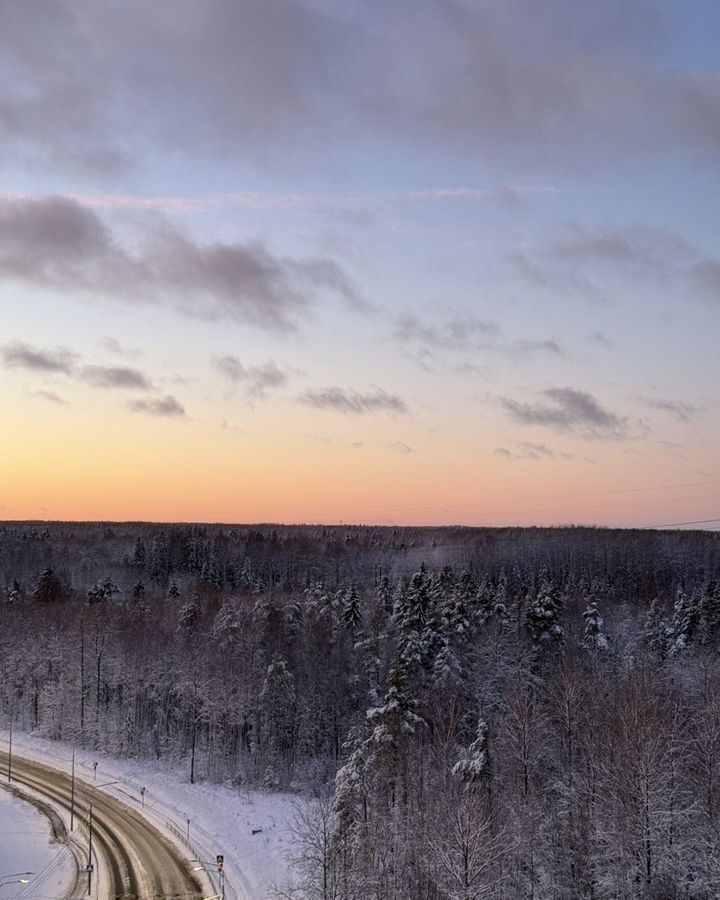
[0,751,205,899]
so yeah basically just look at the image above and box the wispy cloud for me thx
[1,341,77,374]
[79,365,153,390]
[395,314,500,350]
[100,336,141,357]
[128,395,185,417]
[389,440,415,454]
[30,389,70,406]
[495,441,555,461]
[500,388,629,439]
[642,397,705,423]
[395,313,564,363]
[0,196,362,332]
[587,330,614,348]
[298,386,408,416]
[2,339,157,393]
[510,224,720,305]
[494,440,595,463]
[215,355,288,399]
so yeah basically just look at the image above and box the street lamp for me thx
[86,780,119,895]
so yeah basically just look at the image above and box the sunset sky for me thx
[1,0,719,527]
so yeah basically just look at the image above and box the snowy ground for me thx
[0,731,302,900]
[0,785,75,900]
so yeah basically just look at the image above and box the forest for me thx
[1,521,720,899]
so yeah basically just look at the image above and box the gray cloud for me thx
[495,440,595,462]
[587,330,614,348]
[128,395,185,417]
[298,386,408,416]
[501,387,628,439]
[1,341,77,374]
[79,365,153,390]
[690,261,720,303]
[642,397,705,423]
[389,440,415,454]
[2,1,719,174]
[31,389,70,406]
[215,355,288,398]
[395,313,564,364]
[495,441,556,461]
[2,338,156,392]
[510,224,720,304]
[100,336,141,357]
[395,314,499,349]
[0,196,360,331]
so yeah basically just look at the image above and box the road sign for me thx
[216,854,224,869]
[86,864,94,873]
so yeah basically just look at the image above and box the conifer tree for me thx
[581,599,608,651]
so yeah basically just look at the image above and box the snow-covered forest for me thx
[2,522,720,899]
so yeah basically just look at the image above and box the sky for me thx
[1,0,719,528]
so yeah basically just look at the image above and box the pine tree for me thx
[6,578,25,604]
[32,567,65,603]
[453,717,492,786]
[644,597,669,658]
[699,579,720,644]
[493,570,510,625]
[133,537,147,568]
[525,572,564,648]
[670,587,701,655]
[341,585,362,631]
[87,577,118,604]
[581,599,608,651]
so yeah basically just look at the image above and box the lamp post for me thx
[86,780,118,895]
[70,751,76,830]
[6,713,12,783]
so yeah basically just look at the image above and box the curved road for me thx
[0,750,205,899]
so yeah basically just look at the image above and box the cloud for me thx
[30,389,70,406]
[389,440,415,454]
[100,336,140,357]
[395,313,564,363]
[2,338,157,393]
[587,330,613,348]
[510,224,720,304]
[690,261,720,303]
[500,387,628,439]
[2,1,720,174]
[215,355,289,398]
[79,365,153,390]
[495,440,595,462]
[0,196,361,331]
[642,397,705,423]
[128,395,186,417]
[298,386,408,415]
[1,341,77,374]
[495,441,556,461]
[395,314,499,349]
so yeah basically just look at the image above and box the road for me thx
[0,750,206,899]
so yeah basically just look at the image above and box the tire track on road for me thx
[0,751,204,899]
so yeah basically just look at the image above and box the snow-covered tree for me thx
[453,717,492,786]
[525,573,564,648]
[581,599,609,651]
